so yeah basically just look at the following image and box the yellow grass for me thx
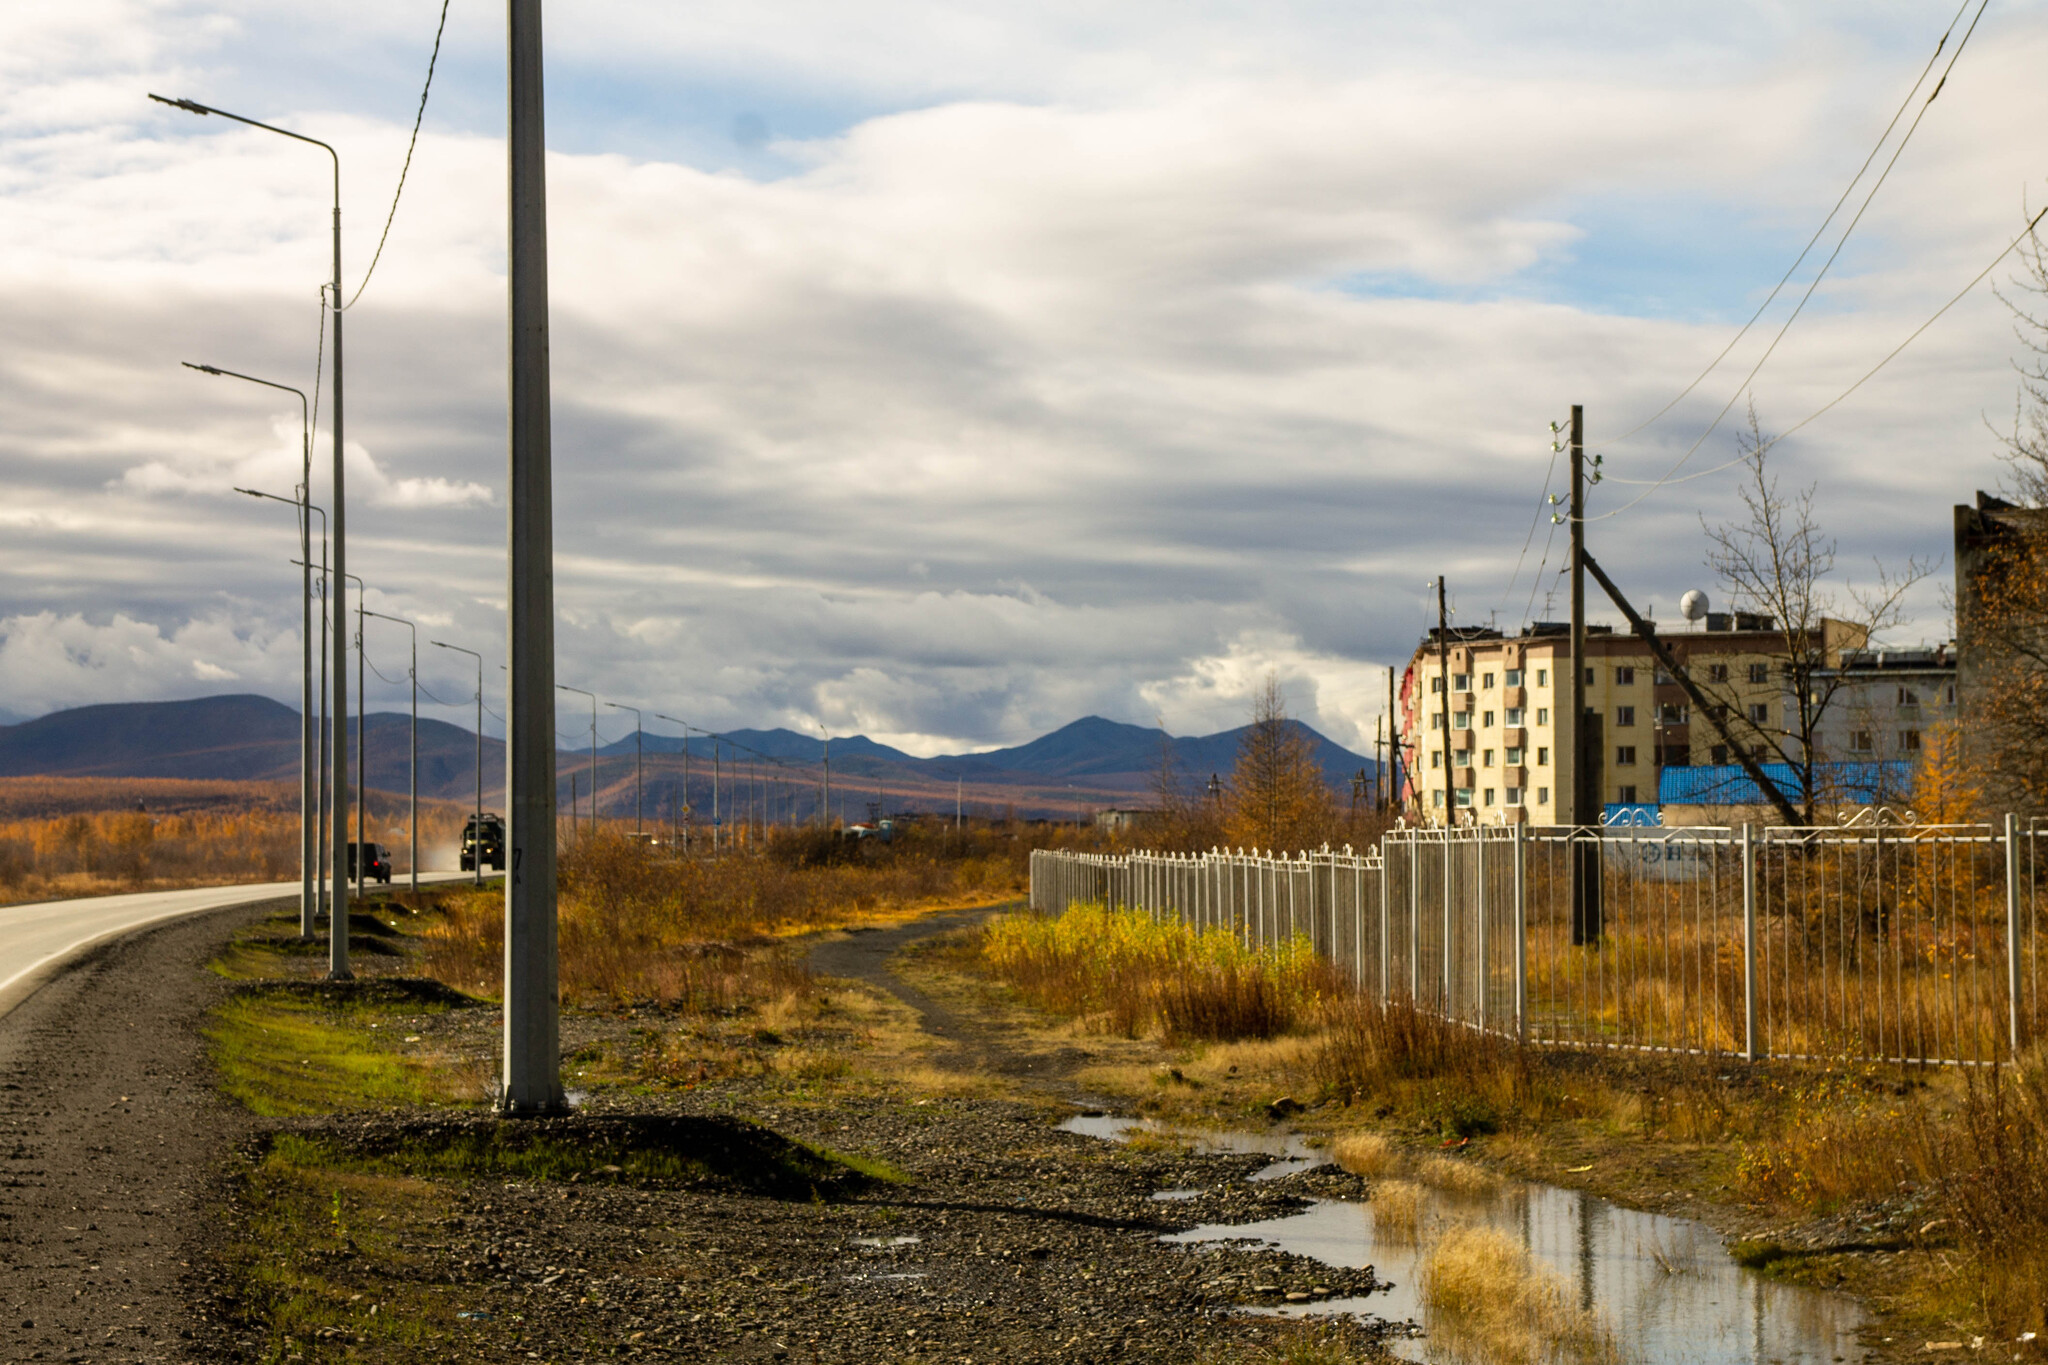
[1328,1131,1399,1179]
[1416,1153,1499,1199]
[1369,1179,1426,1246]
[1420,1224,1623,1365]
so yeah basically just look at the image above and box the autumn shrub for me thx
[1923,1062,2048,1340]
[979,901,1338,1041]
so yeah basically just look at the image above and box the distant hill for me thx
[0,697,1375,820]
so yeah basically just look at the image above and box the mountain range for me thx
[0,694,1376,821]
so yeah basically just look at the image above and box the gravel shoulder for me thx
[0,895,281,1363]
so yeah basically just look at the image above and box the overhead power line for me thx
[343,0,453,309]
[1580,203,2048,523]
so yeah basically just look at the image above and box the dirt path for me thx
[0,896,279,1364]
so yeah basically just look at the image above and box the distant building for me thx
[1095,808,1156,832]
[1397,615,1870,825]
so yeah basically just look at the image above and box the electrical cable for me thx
[1493,421,1566,623]
[1579,202,2048,523]
[1598,0,1989,506]
[343,0,452,310]
[1603,0,1973,449]
[309,288,327,449]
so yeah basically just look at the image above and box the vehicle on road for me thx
[461,813,506,872]
[346,842,393,884]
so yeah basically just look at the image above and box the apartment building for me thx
[1808,646,1956,766]
[1397,614,1866,825]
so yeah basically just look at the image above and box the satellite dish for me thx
[1679,590,1709,623]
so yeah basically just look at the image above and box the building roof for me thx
[1658,762,1913,807]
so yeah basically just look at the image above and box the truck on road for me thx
[461,813,506,872]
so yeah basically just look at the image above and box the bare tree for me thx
[1699,404,1931,824]
[1223,676,1334,851]
[1993,208,2048,500]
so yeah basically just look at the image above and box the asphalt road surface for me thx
[0,873,478,1019]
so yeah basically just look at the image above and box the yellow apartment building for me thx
[1397,615,1866,825]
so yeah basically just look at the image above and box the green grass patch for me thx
[207,982,480,1116]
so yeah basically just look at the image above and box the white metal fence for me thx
[1028,815,2048,1066]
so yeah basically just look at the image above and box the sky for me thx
[3,0,2046,755]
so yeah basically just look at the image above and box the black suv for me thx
[461,813,507,872]
[347,842,393,884]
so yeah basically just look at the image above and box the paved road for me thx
[0,872,481,1019]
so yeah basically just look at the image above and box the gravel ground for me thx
[0,896,277,1364]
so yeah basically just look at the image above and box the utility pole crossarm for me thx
[1578,549,1803,828]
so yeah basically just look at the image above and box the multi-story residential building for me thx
[1397,614,1866,825]
[1807,646,1956,768]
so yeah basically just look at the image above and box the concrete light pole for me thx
[501,0,563,1114]
[341,572,367,903]
[365,610,418,897]
[433,640,485,886]
[655,713,690,851]
[606,702,642,834]
[153,93,349,976]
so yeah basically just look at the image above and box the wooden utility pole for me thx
[1385,665,1399,812]
[1436,576,1455,825]
[1568,403,1602,943]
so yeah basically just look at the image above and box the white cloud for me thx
[2,3,2042,749]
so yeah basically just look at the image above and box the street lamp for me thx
[557,685,597,837]
[227,467,315,940]
[341,572,367,906]
[153,91,352,979]
[365,609,418,898]
[605,702,643,835]
[654,713,692,853]
[432,641,485,886]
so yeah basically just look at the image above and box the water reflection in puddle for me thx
[1059,1114,1323,1180]
[851,1236,923,1248]
[1065,1114,1865,1365]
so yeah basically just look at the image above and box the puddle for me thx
[851,1236,922,1248]
[1071,1113,1866,1365]
[1151,1188,1204,1202]
[1058,1114,1324,1180]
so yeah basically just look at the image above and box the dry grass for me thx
[1922,1062,2048,1342]
[1368,1179,1426,1245]
[1415,1153,1498,1199]
[1420,1224,1623,1365]
[979,901,1341,1042]
[1328,1131,1399,1179]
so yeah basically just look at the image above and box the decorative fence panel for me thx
[1029,814,2048,1067]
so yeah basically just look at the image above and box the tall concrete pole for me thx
[503,0,562,1114]
[1567,403,1602,943]
[330,179,350,979]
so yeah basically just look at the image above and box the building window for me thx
[1506,787,1523,806]
[1483,749,1495,767]
[1898,686,1919,705]
[1947,684,1956,704]
[1430,712,1443,730]
[1432,790,1444,808]
[1482,710,1496,727]
[1708,664,1729,684]
[1659,702,1688,724]
[1453,672,1471,691]
[1536,746,1549,766]
[1482,671,1496,689]
[1616,745,1637,766]
[1850,730,1874,752]
[1506,746,1524,765]
[1505,668,1524,687]
[1654,666,1673,685]
[1615,666,1636,686]
[1585,667,1596,685]
[1536,786,1550,805]
[1484,788,1497,806]
[1899,729,1922,751]
[1659,744,1689,767]
[1710,744,1728,765]
[1453,712,1472,730]
[1748,663,1769,684]
[1536,668,1549,687]
[1748,703,1769,725]
[1536,707,1550,725]
[1430,751,1442,769]
[1617,784,1638,804]
[1506,707,1525,726]
[1455,787,1473,808]
[1616,705,1636,727]
[1431,676,1444,694]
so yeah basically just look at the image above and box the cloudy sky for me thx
[3,1,2045,755]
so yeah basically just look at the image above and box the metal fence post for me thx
[2008,812,2024,1058]
[1512,823,1526,1043]
[1476,830,1489,1032]
[1378,845,1390,1004]
[1742,822,1758,1063]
